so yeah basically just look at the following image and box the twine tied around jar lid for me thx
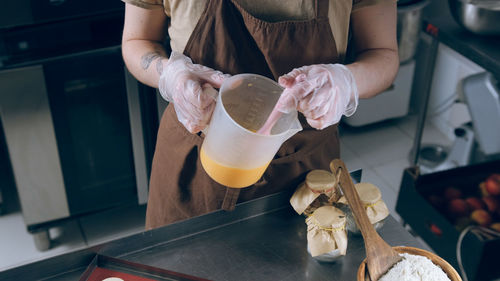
[338,182,390,224]
[306,205,348,257]
[289,169,341,215]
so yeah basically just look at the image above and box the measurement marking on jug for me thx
[243,97,264,129]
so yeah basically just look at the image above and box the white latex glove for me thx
[276,64,359,130]
[159,51,230,133]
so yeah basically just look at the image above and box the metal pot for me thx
[397,0,429,63]
[449,0,500,35]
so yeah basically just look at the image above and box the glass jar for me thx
[290,169,341,216]
[338,182,389,235]
[307,246,343,262]
[306,206,347,262]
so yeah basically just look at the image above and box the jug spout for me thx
[283,115,303,141]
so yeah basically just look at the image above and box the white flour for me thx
[379,253,451,281]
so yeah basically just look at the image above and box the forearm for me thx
[348,1,398,99]
[121,3,169,88]
[346,48,399,99]
[122,39,168,88]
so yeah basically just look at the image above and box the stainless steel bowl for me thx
[449,0,500,35]
[397,0,430,63]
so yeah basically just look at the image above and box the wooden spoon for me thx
[330,159,402,281]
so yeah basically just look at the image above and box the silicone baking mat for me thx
[86,267,156,281]
[79,255,212,281]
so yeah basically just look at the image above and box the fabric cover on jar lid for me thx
[306,205,348,257]
[306,169,337,192]
[356,182,381,204]
[290,170,340,215]
[339,182,389,224]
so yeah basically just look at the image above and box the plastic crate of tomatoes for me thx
[396,159,500,281]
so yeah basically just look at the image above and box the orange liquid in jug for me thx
[200,147,269,188]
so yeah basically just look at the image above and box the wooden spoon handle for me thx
[330,159,377,241]
[331,159,402,281]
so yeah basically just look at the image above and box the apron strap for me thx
[316,0,329,19]
[221,187,241,211]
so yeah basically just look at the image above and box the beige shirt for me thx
[123,0,392,59]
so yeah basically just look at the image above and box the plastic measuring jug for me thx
[200,74,302,188]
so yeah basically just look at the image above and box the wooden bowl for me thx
[357,246,462,281]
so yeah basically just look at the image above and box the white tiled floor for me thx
[0,202,147,271]
[0,113,450,271]
[0,212,87,268]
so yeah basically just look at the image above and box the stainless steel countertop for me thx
[119,210,423,281]
[1,190,424,281]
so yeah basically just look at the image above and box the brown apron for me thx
[146,0,342,229]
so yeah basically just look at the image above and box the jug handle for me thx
[200,84,221,136]
[202,123,210,136]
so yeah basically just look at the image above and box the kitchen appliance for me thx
[343,60,415,126]
[397,0,429,63]
[418,71,500,174]
[462,72,500,156]
[0,9,158,250]
[448,0,500,35]
[0,0,123,30]
[419,124,475,174]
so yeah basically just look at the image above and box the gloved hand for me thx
[159,51,230,133]
[276,64,359,130]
